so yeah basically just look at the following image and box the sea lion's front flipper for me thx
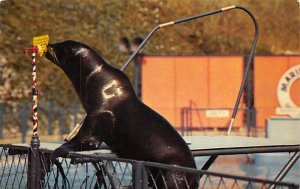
[51,131,82,161]
[81,111,115,142]
[52,111,115,161]
[51,115,93,161]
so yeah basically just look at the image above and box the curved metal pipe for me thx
[120,5,259,136]
[227,6,259,135]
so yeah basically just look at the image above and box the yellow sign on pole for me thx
[33,35,49,56]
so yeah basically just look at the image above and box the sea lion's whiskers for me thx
[49,48,60,65]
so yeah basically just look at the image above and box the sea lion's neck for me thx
[85,64,104,84]
[62,52,137,111]
[63,54,107,108]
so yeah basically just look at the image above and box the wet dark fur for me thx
[45,40,197,188]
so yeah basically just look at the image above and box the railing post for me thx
[0,102,4,139]
[186,108,189,136]
[133,161,147,189]
[48,100,54,135]
[21,101,30,143]
[251,108,257,135]
[58,109,65,140]
[28,135,41,189]
[180,108,185,136]
[72,100,79,127]
[189,107,193,136]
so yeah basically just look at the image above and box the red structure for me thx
[140,55,300,131]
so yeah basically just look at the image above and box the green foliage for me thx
[0,0,299,105]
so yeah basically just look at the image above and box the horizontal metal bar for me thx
[174,9,222,24]
[0,144,30,152]
[181,107,247,111]
[3,144,299,158]
[192,145,300,156]
[68,151,129,163]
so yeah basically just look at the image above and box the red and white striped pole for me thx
[27,46,41,189]
[25,45,41,189]
[31,48,39,136]
[26,35,49,189]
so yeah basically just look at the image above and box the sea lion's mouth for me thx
[46,46,60,66]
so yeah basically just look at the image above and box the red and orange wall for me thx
[140,55,300,130]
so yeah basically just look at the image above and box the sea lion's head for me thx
[45,40,107,84]
[45,40,135,110]
[45,40,109,99]
[45,40,91,68]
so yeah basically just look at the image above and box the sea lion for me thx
[45,40,197,188]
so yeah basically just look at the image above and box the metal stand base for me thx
[27,134,41,189]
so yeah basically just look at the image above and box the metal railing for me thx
[180,107,251,136]
[0,100,84,142]
[0,144,298,189]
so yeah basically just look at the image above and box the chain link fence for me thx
[0,144,298,189]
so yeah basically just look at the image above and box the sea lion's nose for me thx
[45,44,52,56]
[46,44,53,51]
[45,44,60,66]
[46,44,57,56]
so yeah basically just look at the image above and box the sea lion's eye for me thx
[63,48,76,55]
[70,48,76,54]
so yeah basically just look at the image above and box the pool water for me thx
[195,153,300,185]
